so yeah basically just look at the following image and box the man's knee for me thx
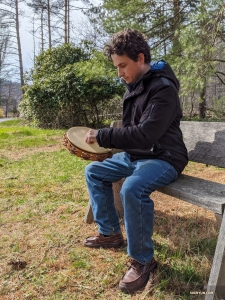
[120,183,136,200]
[120,179,155,201]
[85,161,100,177]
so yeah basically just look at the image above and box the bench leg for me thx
[205,212,225,300]
[215,213,222,226]
[112,179,124,219]
[83,180,124,223]
[83,202,94,223]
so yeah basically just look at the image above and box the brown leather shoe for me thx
[83,233,124,248]
[119,258,157,293]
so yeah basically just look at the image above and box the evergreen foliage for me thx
[85,0,225,119]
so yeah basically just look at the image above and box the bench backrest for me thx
[181,121,225,168]
[111,120,225,168]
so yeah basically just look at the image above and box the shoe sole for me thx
[83,241,125,249]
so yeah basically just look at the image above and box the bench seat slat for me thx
[157,174,225,214]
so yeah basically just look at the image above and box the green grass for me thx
[0,149,88,225]
[0,119,63,149]
[0,119,220,300]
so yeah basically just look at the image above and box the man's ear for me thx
[138,53,145,64]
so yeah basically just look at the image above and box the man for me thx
[83,28,188,293]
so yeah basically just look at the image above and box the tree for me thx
[0,7,16,79]
[64,0,69,43]
[1,0,25,90]
[85,0,225,119]
[71,10,109,52]
[26,0,64,50]
[26,0,85,53]
[0,8,17,108]
[0,20,11,82]
[19,43,124,128]
[85,0,199,55]
[0,81,21,117]
[171,0,225,118]
[15,0,24,88]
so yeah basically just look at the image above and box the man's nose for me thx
[118,68,124,78]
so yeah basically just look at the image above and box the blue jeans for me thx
[85,152,178,265]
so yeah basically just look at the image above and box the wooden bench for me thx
[84,121,225,300]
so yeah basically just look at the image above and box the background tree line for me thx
[0,0,224,127]
[87,0,225,119]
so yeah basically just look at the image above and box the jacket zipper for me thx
[141,103,156,127]
[148,103,155,118]
[131,99,138,124]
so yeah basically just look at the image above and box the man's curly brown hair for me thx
[103,28,151,64]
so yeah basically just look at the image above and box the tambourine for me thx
[63,126,112,162]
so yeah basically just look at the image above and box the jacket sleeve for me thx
[97,84,179,150]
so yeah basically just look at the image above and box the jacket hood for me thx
[123,60,180,92]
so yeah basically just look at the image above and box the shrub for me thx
[20,44,124,128]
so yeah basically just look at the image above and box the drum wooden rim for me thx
[66,126,111,154]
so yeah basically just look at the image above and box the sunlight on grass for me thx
[0,119,22,127]
[0,120,64,149]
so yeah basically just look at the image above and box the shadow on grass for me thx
[150,208,218,299]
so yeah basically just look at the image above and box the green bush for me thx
[20,44,124,128]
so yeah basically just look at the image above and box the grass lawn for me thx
[0,119,223,300]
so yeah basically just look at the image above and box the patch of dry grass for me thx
[0,122,223,299]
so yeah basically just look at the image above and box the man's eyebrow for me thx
[115,62,126,67]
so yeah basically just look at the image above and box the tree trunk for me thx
[172,0,182,56]
[64,0,68,43]
[41,10,44,51]
[47,0,52,48]
[64,0,70,43]
[5,82,13,117]
[32,15,36,64]
[67,0,70,43]
[15,0,24,91]
[199,84,206,119]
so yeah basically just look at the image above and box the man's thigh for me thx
[122,159,178,195]
[85,152,134,183]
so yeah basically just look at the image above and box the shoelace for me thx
[127,259,143,269]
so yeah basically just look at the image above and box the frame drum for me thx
[63,127,112,162]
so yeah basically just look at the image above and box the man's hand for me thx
[85,129,98,144]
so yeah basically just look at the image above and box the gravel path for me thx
[0,118,16,123]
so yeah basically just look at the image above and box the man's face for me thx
[111,53,146,84]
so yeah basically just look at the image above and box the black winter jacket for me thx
[96,60,188,174]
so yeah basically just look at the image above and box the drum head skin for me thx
[66,127,111,154]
